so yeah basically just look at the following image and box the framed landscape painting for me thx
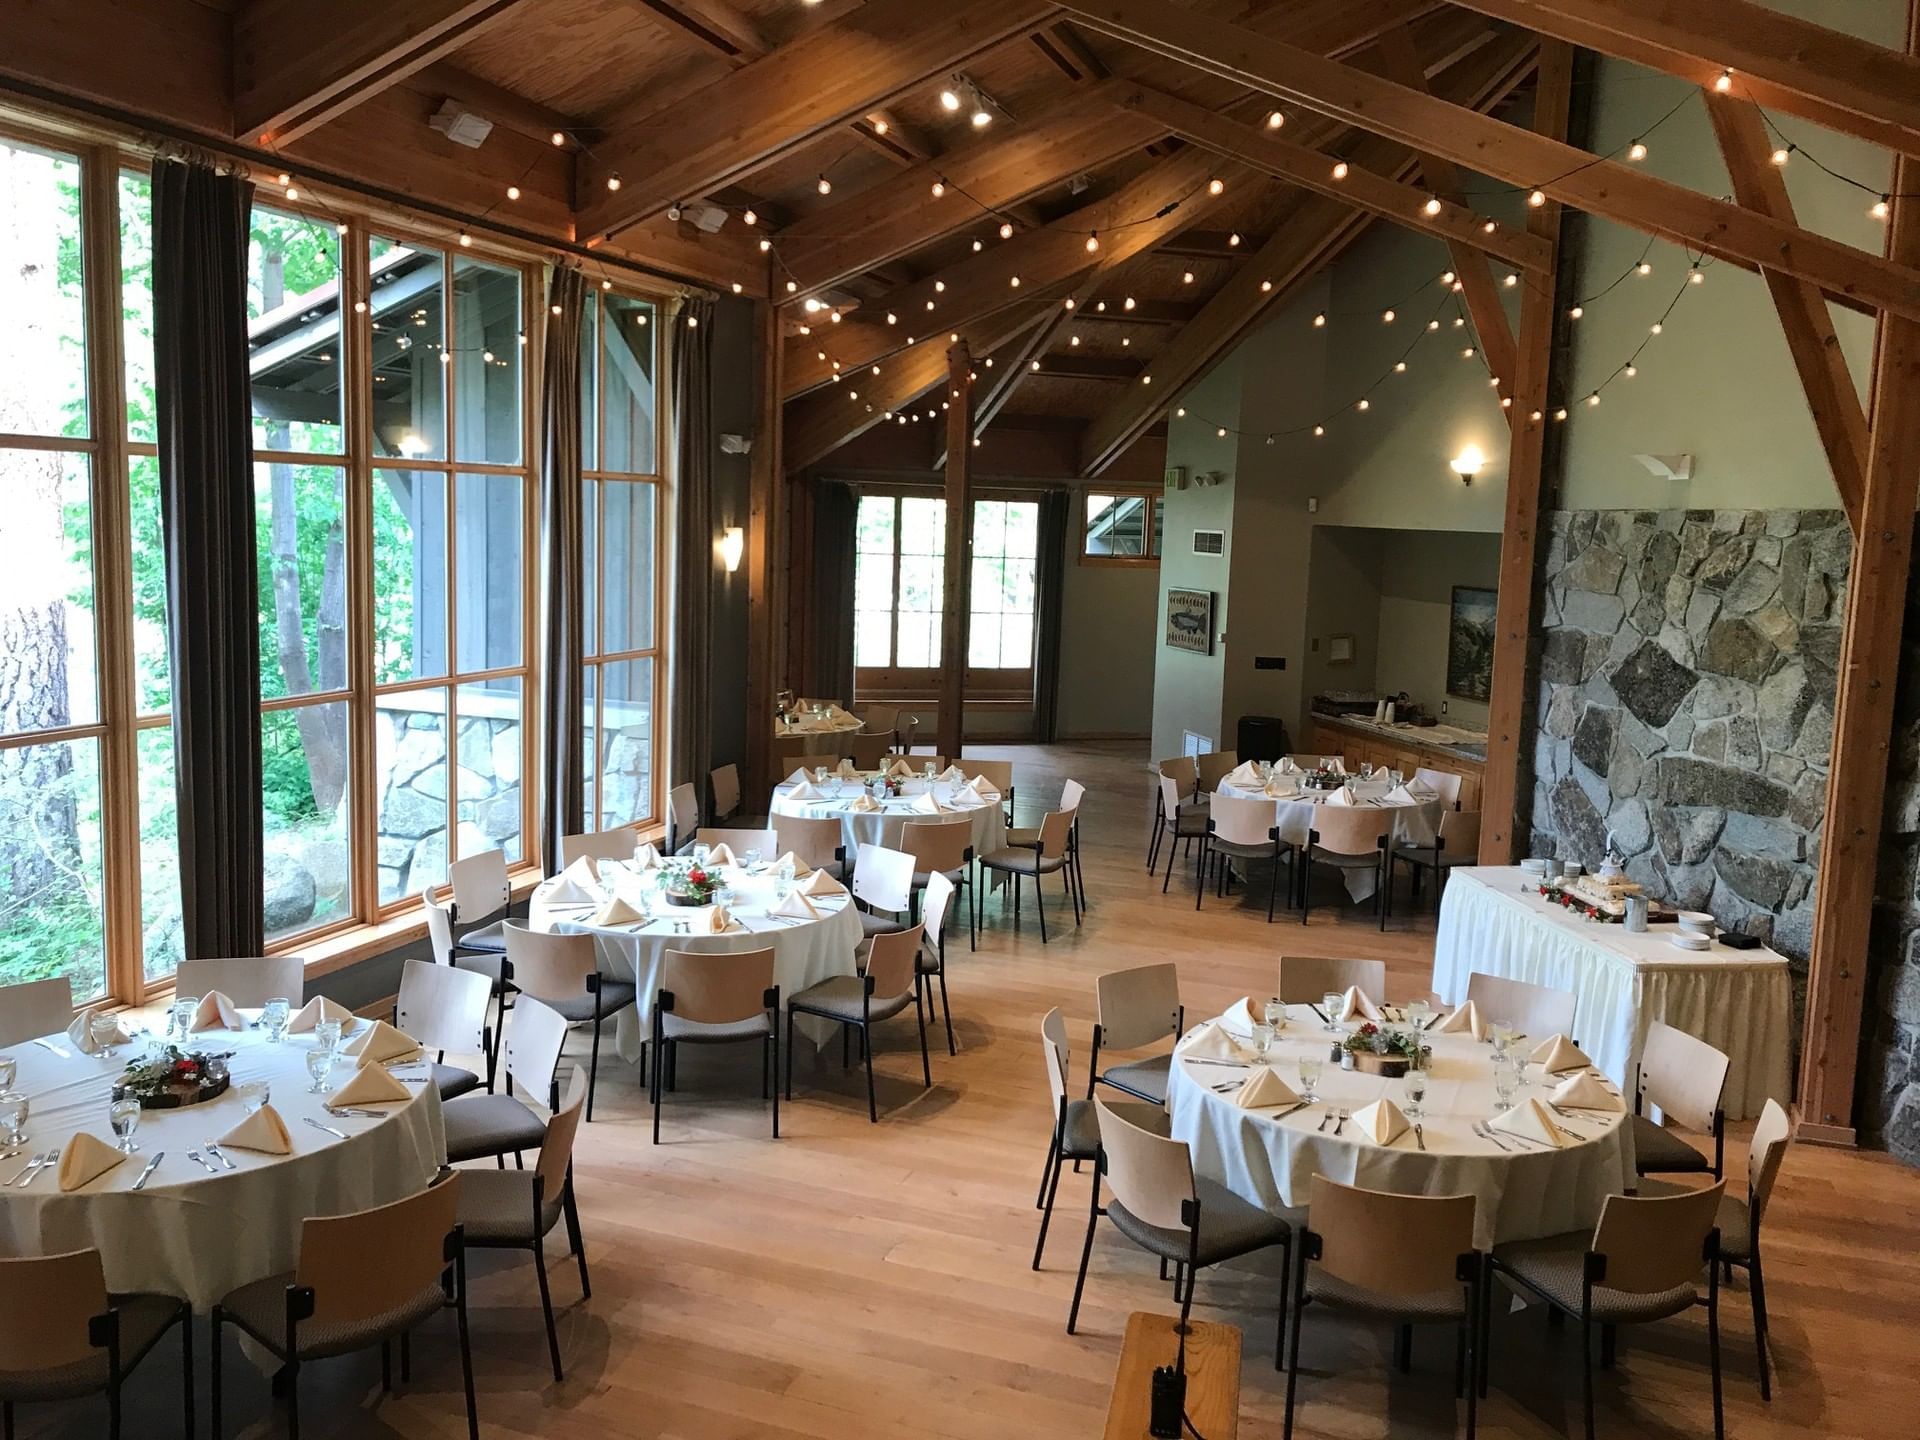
[1165,588,1214,655]
[1447,585,1497,701]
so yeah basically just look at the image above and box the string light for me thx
[999,221,1014,239]
[1312,313,1326,328]
[1873,196,1892,221]
[1382,308,1395,323]
[759,237,772,252]
[1569,305,1584,319]
[1637,261,1653,275]
[458,231,472,247]
[1422,196,1442,217]
[1331,162,1349,181]
[972,239,983,251]
[1266,110,1285,130]
[1208,177,1225,196]
[550,131,566,146]
[1770,146,1792,167]
[1714,69,1734,93]
[931,178,947,198]
[1627,140,1648,161]
[1528,189,1547,207]
[816,174,832,195]
[743,209,757,226]
[1086,231,1100,252]
[1182,271,1195,285]
[1229,232,1241,247]
[505,184,520,201]
[606,173,622,191]
[1503,273,1518,288]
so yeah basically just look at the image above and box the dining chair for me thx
[0,1248,192,1440]
[1010,778,1087,908]
[0,976,73,1046]
[651,947,781,1144]
[979,808,1078,942]
[786,924,931,1123]
[1388,809,1481,915]
[1068,1098,1297,1366]
[694,826,779,860]
[173,956,307,1009]
[784,750,843,773]
[447,848,511,959]
[709,761,743,821]
[1465,972,1578,1046]
[211,1175,478,1440]
[1412,766,1465,809]
[1284,1178,1484,1439]
[1088,962,1183,1105]
[917,870,958,1055]
[896,713,920,753]
[393,957,495,1100]
[443,996,570,1165]
[1194,791,1290,920]
[1633,1021,1730,1180]
[900,815,975,949]
[423,887,507,1089]
[1157,753,1199,802]
[455,1067,590,1382]
[665,781,700,853]
[862,702,900,739]
[1275,955,1388,1006]
[1300,806,1391,928]
[556,828,639,869]
[851,841,915,937]
[849,733,892,770]
[1033,1008,1100,1271]
[963,758,1016,821]
[1154,773,1209,891]
[501,924,635,1123]
[771,813,847,877]
[1194,749,1240,794]
[1489,1183,1729,1440]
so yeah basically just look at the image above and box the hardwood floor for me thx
[22,741,1920,1438]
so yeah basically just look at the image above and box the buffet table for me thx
[1432,866,1792,1119]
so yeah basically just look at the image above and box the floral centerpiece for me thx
[1302,766,1344,792]
[1336,1022,1429,1077]
[1537,881,1622,923]
[663,863,723,907]
[113,1045,232,1109]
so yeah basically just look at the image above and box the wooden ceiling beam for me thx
[1057,0,1920,321]
[1077,298,1199,324]
[1445,0,1920,159]
[578,0,1056,239]
[1034,21,1111,82]
[625,0,769,58]
[233,0,530,144]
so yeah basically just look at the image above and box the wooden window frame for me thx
[1079,485,1164,568]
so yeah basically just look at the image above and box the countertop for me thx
[1309,709,1488,763]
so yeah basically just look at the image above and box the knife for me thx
[131,1151,165,1190]
[31,1038,72,1059]
[303,1117,348,1139]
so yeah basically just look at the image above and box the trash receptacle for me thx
[1236,714,1288,762]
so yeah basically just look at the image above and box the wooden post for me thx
[1798,5,1920,1145]
[743,298,782,800]
[937,342,974,761]
[1478,39,1572,864]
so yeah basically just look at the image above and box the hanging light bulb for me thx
[1176,407,1186,417]
[1208,177,1225,195]
[1394,361,1407,373]
[1427,319,1440,331]
[1462,346,1475,358]
[1637,260,1653,275]
[743,209,758,226]
[1528,189,1547,207]
[1650,322,1663,334]
[1260,279,1272,292]
[1627,139,1648,161]
[1331,161,1349,180]
[1714,69,1734,93]
[1554,407,1569,421]
[1266,109,1285,130]
[1313,425,1325,437]
[934,280,946,293]
[758,237,771,253]
[284,186,300,200]
[1141,373,1151,384]
[1086,231,1100,252]
[1587,391,1601,407]
[1123,296,1136,311]
[872,118,888,136]
[1624,363,1638,378]
[1441,271,1456,285]
[886,312,898,325]
[1312,313,1326,328]
[1770,146,1791,167]
[1382,309,1395,323]
[606,172,622,191]
[1482,220,1496,234]
[1504,273,1519,287]
[602,278,612,290]
[1009,275,1021,287]
[1216,427,1228,438]
[1356,398,1370,412]
[1872,195,1891,221]
[972,238,983,252]
[1422,196,1442,217]
[1228,232,1241,247]
[1688,266,1705,285]
[1569,305,1584,319]
[816,174,832,195]
[931,178,947,198]
[505,184,521,201]
[999,221,1014,239]
[1182,271,1195,285]
[550,131,567,146]
[458,231,472,247]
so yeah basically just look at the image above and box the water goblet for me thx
[1489,1021,1514,1057]
[743,848,762,869]
[204,1054,230,1087]
[1405,999,1432,1031]
[1322,991,1344,1032]
[90,1012,124,1060]
[924,760,936,780]
[0,1056,15,1091]
[263,997,290,1042]
[1296,1057,1323,1104]
[109,1096,141,1154]
[1360,761,1374,780]
[1252,1023,1275,1061]
[1492,1061,1519,1113]
[815,765,829,785]
[172,997,201,1043]
[0,1091,27,1147]
[778,856,796,886]
[1402,1067,1429,1121]
[1263,997,1286,1031]
[692,842,712,868]
[314,1019,343,1055]
[240,1079,271,1113]
[306,1048,334,1094]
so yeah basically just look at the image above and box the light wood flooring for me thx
[22,741,1920,1438]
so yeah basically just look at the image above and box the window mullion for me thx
[343,219,380,930]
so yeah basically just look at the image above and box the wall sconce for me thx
[719,526,745,573]
[1450,445,1485,485]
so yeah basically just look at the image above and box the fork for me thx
[1474,1122,1516,1152]
[1413,1123,1427,1151]
[184,1149,218,1173]
[203,1140,237,1170]
[8,1150,51,1186]
[1333,1108,1350,1136]
[1316,1108,1333,1132]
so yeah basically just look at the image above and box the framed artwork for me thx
[1327,633,1355,665]
[1447,585,1498,702]
[1165,587,1214,655]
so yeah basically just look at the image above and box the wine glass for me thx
[306,1048,335,1094]
[1402,1066,1429,1121]
[1296,1057,1323,1104]
[0,1091,27,1147]
[172,997,200,1043]
[1405,999,1432,1031]
[1251,1023,1275,1061]
[109,1096,141,1154]
[91,1012,123,1060]
[1492,1060,1519,1113]
[1263,997,1285,1031]
[1322,991,1344,1032]
[263,997,290,1043]
[314,1019,343,1055]
[0,1055,16,1091]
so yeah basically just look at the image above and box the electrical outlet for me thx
[1440,700,1448,715]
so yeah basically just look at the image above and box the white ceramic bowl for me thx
[1670,931,1712,952]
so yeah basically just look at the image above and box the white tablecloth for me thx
[1431,867,1793,1120]
[1170,1002,1635,1248]
[769,775,1008,861]
[530,866,864,1061]
[1215,775,1442,901]
[0,1023,446,1309]
[777,713,863,736]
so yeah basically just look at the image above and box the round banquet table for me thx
[1169,1002,1636,1247]
[0,1021,446,1309]
[776,710,863,738]
[768,773,1008,860]
[529,863,864,1060]
[1215,773,1443,901]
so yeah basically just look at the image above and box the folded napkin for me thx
[1405,781,1436,800]
[632,843,666,871]
[287,995,355,1033]
[1324,787,1355,807]
[698,903,733,935]
[1339,985,1384,1022]
[1277,757,1298,774]
[1490,1097,1568,1148]
[1326,756,1347,774]
[699,843,738,868]
[546,856,602,907]
[1530,1034,1592,1075]
[769,890,821,921]
[836,758,860,778]
[799,869,847,897]
[787,780,826,802]
[191,991,245,1032]
[885,759,915,779]
[1178,1021,1251,1062]
[1351,1097,1411,1146]
[58,1133,128,1192]
[588,892,646,927]
[907,791,945,815]
[66,1013,133,1055]
[1265,780,1300,797]
[327,1065,411,1107]
[847,794,882,813]
[938,765,966,782]
[1386,783,1420,807]
[786,767,813,786]
[219,1104,293,1155]
[1225,761,1262,786]
[964,775,1001,801]
[769,851,812,876]
[1220,997,1260,1039]
[1231,1068,1301,1111]
[1434,1000,1484,1040]
[1549,1072,1622,1112]
[342,1019,421,1068]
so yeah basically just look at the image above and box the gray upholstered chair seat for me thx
[1108,1178,1298,1267]
[443,1092,548,1163]
[1305,1268,1469,1322]
[1209,838,1278,860]
[455,1169,564,1245]
[456,921,507,953]
[1492,1232,1700,1323]
[788,975,914,1024]
[217,1273,447,1361]
[662,1011,772,1042]
[979,847,1066,875]
[859,909,909,938]
[1097,1054,1171,1106]
[0,1294,181,1402]
[536,981,637,1023]
[1059,1097,1101,1158]
[432,1062,482,1101]
[1633,1115,1710,1173]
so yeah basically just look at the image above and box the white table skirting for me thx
[0,1023,446,1310]
[1169,1003,1636,1248]
[1431,867,1792,1120]
[770,776,1009,861]
[1215,776,1442,902]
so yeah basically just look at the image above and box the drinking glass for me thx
[743,848,762,869]
[1402,1067,1429,1120]
[306,1048,334,1094]
[240,1080,271,1113]
[0,1056,15,1091]
[315,1019,343,1057]
[1489,1021,1515,1057]
[91,1012,124,1059]
[691,843,711,868]
[1297,1057,1323,1103]
[109,1096,141,1153]
[778,857,796,887]
[1322,991,1344,1031]
[814,765,829,784]
[1360,762,1374,780]
[1493,1063,1519,1113]
[1405,999,1432,1031]
[263,998,290,1042]
[924,761,936,780]
[0,1092,27,1146]
[204,1054,230,1086]
[1251,1023,1275,1060]
[172,997,200,1042]
[1263,997,1285,1031]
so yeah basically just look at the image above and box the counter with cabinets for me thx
[1305,712,1485,811]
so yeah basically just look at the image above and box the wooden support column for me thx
[937,343,974,761]
[1478,38,1571,865]
[1799,11,1920,1145]
[743,299,783,800]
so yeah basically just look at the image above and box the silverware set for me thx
[324,1105,389,1119]
[1333,1108,1350,1136]
[304,1117,348,1139]
[203,1140,237,1170]
[7,1148,59,1186]
[184,1149,218,1173]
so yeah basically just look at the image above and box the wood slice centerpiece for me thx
[113,1050,232,1110]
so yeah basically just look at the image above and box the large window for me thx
[580,289,662,833]
[1082,489,1163,564]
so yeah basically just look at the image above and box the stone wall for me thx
[1528,508,1850,972]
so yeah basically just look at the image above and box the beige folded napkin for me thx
[192,991,245,1032]
[66,1013,133,1055]
[1225,761,1262,786]
[787,780,826,802]
[588,891,646,927]
[1550,1073,1622,1112]
[786,767,812,786]
[1179,1021,1251,1062]
[287,995,355,1033]
[1339,986,1384,1023]
[699,843,737,868]
[327,1065,411,1107]
[1491,1097,1568,1148]
[938,765,966,782]
[1324,787,1355,807]
[1277,757,1299,773]
[848,794,882,813]
[698,903,733,934]
[1220,997,1260,1039]
[219,1104,293,1155]
[1386,783,1420,807]
[58,1133,128,1192]
[964,775,1001,801]
[769,890,821,921]
[885,759,914,779]
[546,857,602,907]
[1435,1000,1485,1041]
[1231,1068,1301,1111]
[1351,1097,1411,1145]
[907,791,945,815]
[1326,756,1347,774]
[768,850,811,875]
[836,758,860,778]
[343,1019,422,1068]
[1265,780,1300,797]
[799,869,847,897]
[1530,1034,1592,1075]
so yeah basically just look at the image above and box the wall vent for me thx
[1192,529,1225,556]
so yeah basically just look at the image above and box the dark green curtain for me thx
[670,297,716,791]
[539,267,586,868]
[152,158,263,959]
[1031,488,1070,742]
[809,479,857,705]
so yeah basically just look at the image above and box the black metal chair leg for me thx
[455,1286,480,1440]
[1709,1263,1726,1439]
[563,1180,590,1297]
[769,1029,781,1139]
[1582,1312,1596,1440]
[1066,1165,1101,1334]
[1033,1148,1067,1270]
[1036,873,1048,942]
[784,1008,797,1099]
[1283,1246,1308,1437]
[938,969,955,1055]
[181,1304,194,1437]
[915,983,932,1087]
[863,1022,878,1123]
[210,1310,223,1439]
[1750,1253,1772,1400]
[534,1231,563,1381]
[382,1340,392,1392]
[586,1007,603,1122]
[1036,1128,1061,1209]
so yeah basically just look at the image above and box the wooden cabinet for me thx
[1308,718,1484,811]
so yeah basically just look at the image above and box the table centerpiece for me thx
[1335,1023,1429,1077]
[113,1045,232,1109]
